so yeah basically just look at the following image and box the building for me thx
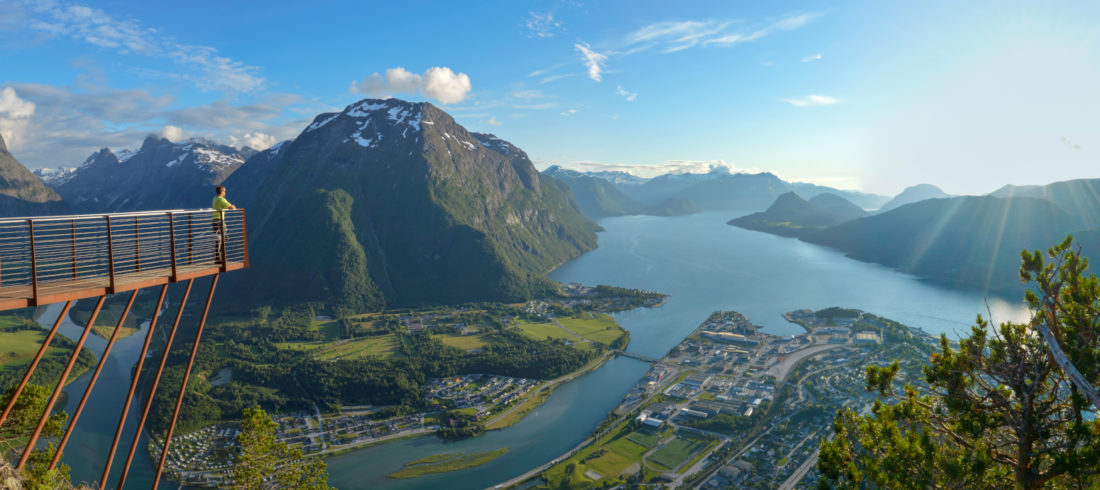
[856,331,880,344]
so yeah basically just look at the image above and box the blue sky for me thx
[2,0,1100,195]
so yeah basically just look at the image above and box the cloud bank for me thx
[351,66,473,104]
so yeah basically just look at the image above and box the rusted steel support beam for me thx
[49,290,138,470]
[0,300,73,427]
[115,279,193,490]
[17,295,106,470]
[98,284,168,489]
[152,275,218,490]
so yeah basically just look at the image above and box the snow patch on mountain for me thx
[306,113,339,133]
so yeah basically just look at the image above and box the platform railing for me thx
[0,209,247,307]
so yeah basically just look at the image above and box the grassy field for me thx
[0,315,92,386]
[514,320,577,342]
[557,312,624,345]
[316,335,401,360]
[649,436,704,471]
[71,301,142,340]
[586,435,650,478]
[388,448,509,479]
[312,318,340,341]
[485,386,550,430]
[405,452,464,466]
[626,430,661,448]
[434,333,488,351]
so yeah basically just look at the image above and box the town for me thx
[532,307,936,489]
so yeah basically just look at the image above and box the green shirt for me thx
[213,195,233,220]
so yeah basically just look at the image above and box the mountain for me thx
[638,197,700,216]
[52,137,253,213]
[877,184,951,213]
[728,192,864,238]
[221,98,599,311]
[602,168,887,212]
[802,195,1076,293]
[0,134,68,217]
[542,165,641,219]
[990,178,1100,229]
[32,166,77,186]
[807,193,869,222]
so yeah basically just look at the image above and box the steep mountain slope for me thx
[0,135,68,216]
[803,196,1075,293]
[542,166,641,218]
[877,184,951,213]
[52,137,252,213]
[807,193,869,222]
[224,98,599,311]
[990,178,1100,229]
[728,192,863,238]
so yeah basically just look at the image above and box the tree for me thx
[0,383,73,488]
[233,407,331,489]
[818,237,1100,488]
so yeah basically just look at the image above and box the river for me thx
[51,211,1030,488]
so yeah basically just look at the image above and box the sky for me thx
[2,0,1100,196]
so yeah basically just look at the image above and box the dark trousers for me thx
[212,219,227,263]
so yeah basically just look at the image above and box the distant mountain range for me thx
[0,134,68,217]
[728,192,867,238]
[42,136,252,213]
[544,165,890,219]
[541,166,699,218]
[729,177,1100,294]
[876,184,952,213]
[217,98,599,311]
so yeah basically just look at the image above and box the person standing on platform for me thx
[212,185,236,264]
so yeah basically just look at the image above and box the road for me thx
[768,343,846,381]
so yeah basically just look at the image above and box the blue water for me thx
[325,211,1028,488]
[53,211,1030,488]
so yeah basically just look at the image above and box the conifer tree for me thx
[818,237,1100,488]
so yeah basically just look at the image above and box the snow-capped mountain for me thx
[52,136,254,213]
[32,166,78,186]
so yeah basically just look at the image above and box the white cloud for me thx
[560,108,580,116]
[25,1,264,92]
[232,131,278,150]
[539,74,572,84]
[557,160,754,178]
[781,95,840,107]
[481,116,502,126]
[524,11,563,38]
[422,67,472,104]
[574,43,608,82]
[351,66,472,104]
[625,20,730,53]
[802,53,822,62]
[511,90,546,100]
[0,87,36,150]
[615,85,637,102]
[160,125,185,141]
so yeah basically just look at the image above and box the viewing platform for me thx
[0,208,248,311]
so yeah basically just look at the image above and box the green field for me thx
[649,437,703,471]
[514,320,577,342]
[316,335,401,360]
[0,314,94,387]
[434,333,488,351]
[626,430,660,448]
[312,319,340,341]
[388,448,509,479]
[557,312,624,345]
[586,436,650,478]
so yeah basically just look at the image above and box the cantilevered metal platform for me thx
[0,209,248,310]
[0,209,248,489]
